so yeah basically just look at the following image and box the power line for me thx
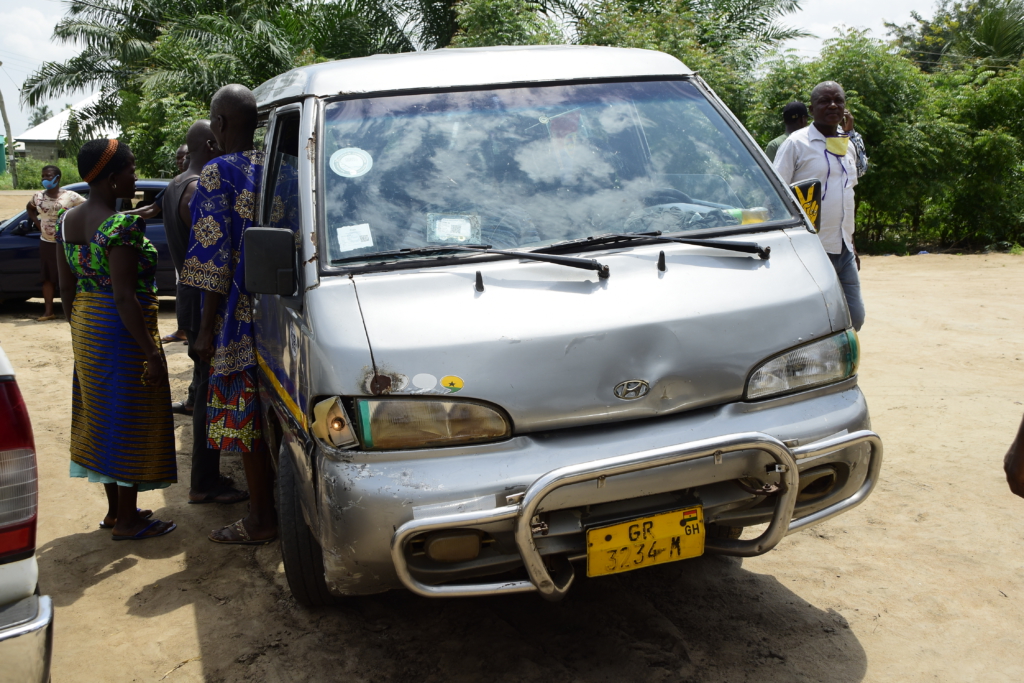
[0,66,20,90]
[0,51,42,72]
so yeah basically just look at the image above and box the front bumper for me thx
[311,382,880,597]
[0,594,54,683]
[392,429,880,600]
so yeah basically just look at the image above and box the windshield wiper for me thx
[537,231,770,260]
[333,244,610,278]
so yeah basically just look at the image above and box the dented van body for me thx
[247,45,882,604]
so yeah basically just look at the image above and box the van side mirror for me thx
[244,227,296,296]
[790,179,821,234]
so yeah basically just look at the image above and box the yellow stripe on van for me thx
[257,352,307,430]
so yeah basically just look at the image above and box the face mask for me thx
[825,136,849,157]
[821,136,851,201]
[42,177,59,190]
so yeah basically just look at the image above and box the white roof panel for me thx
[254,45,691,108]
[16,93,120,142]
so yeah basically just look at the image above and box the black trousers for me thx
[185,329,222,493]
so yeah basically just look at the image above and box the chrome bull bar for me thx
[390,429,881,601]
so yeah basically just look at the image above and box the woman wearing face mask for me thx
[25,165,85,321]
[54,139,177,541]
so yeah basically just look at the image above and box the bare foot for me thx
[100,508,152,529]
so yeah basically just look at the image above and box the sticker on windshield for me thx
[440,375,464,393]
[412,373,437,392]
[427,213,481,244]
[330,147,373,178]
[336,223,374,252]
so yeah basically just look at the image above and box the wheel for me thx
[277,444,335,606]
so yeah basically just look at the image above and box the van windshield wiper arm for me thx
[334,244,610,278]
[536,231,770,260]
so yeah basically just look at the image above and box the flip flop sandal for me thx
[160,332,186,343]
[36,314,56,322]
[99,508,153,529]
[188,487,249,505]
[112,519,176,541]
[208,519,276,546]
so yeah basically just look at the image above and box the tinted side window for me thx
[263,113,301,234]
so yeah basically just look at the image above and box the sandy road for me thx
[2,253,1024,682]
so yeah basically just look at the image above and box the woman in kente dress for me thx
[55,139,177,541]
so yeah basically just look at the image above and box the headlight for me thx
[355,398,511,450]
[746,330,859,400]
[311,397,360,450]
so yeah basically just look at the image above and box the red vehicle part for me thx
[0,374,37,564]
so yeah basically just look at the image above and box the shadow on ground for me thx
[116,463,867,683]
[118,540,867,683]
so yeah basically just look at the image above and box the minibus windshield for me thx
[321,80,795,264]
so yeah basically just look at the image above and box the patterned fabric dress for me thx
[56,213,177,489]
[181,151,265,452]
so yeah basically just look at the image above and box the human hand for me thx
[125,203,161,220]
[143,352,167,387]
[194,329,215,363]
[843,109,855,133]
[855,253,861,271]
[137,203,161,220]
[1006,441,1024,498]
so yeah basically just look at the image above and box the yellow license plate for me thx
[586,506,704,578]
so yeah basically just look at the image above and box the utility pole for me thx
[0,62,17,188]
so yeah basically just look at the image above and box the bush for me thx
[5,158,83,190]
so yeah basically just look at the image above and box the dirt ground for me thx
[0,190,35,220]
[2,251,1024,682]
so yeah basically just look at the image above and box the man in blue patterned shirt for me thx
[182,84,277,545]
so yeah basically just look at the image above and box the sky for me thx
[0,0,936,140]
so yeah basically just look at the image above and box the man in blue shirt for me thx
[182,84,277,545]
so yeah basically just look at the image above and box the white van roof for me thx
[254,45,692,109]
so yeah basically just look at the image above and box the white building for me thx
[15,93,120,161]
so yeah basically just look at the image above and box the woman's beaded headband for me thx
[82,139,119,183]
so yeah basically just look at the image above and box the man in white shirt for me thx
[774,81,865,331]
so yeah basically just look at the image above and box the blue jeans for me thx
[827,243,865,331]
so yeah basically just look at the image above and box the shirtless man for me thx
[163,120,248,507]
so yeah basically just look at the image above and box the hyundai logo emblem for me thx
[614,380,650,400]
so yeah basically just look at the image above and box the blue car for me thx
[0,180,174,302]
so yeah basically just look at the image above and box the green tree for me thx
[953,0,1024,65]
[749,30,959,249]
[28,105,53,127]
[20,0,439,173]
[923,65,1024,246]
[575,0,809,118]
[451,0,563,47]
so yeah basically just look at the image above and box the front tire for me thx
[277,444,335,607]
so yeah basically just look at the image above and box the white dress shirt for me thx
[773,124,859,254]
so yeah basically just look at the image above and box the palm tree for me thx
[22,0,463,112]
[953,0,1024,65]
[28,105,54,127]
